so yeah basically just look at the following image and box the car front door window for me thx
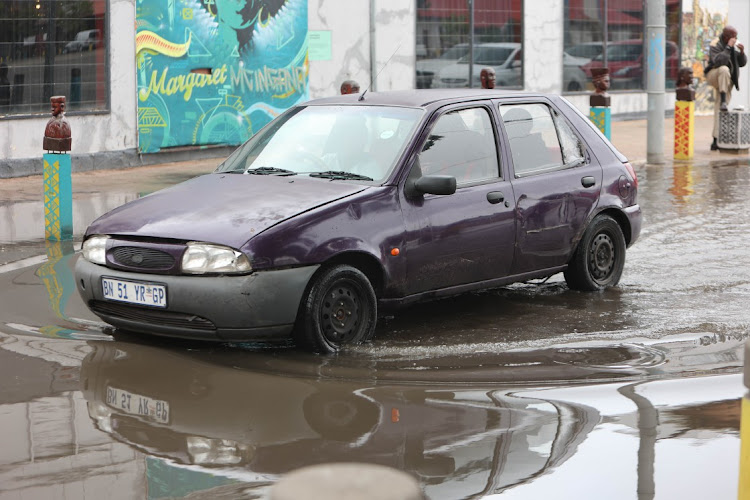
[418,107,499,185]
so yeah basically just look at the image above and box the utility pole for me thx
[468,0,474,88]
[647,0,666,164]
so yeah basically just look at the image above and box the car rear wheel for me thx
[564,215,626,291]
[294,264,377,354]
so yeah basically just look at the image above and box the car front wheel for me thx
[564,215,626,291]
[294,264,377,353]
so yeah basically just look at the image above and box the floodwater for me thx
[0,159,748,499]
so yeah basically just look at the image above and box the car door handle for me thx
[581,176,596,188]
[487,191,505,204]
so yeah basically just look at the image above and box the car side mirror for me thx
[405,158,456,199]
[511,60,522,69]
[414,175,457,195]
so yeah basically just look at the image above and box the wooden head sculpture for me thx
[676,67,695,101]
[340,80,361,95]
[43,96,72,152]
[480,67,496,89]
[590,68,611,107]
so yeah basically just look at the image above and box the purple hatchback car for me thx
[75,90,641,353]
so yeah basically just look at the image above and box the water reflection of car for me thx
[581,39,679,89]
[415,43,469,89]
[75,89,641,353]
[81,340,599,496]
[433,43,522,88]
[63,29,101,53]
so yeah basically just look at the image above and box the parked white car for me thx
[415,43,469,88]
[433,43,521,89]
[63,29,100,53]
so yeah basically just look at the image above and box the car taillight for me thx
[624,161,638,188]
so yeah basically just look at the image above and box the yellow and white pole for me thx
[740,340,750,499]
[42,95,73,241]
[674,100,695,160]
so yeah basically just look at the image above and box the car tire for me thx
[294,264,377,354]
[302,390,379,441]
[564,215,626,291]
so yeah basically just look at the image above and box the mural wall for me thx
[135,0,308,153]
[681,0,729,114]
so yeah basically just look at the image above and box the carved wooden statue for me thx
[43,96,72,152]
[340,80,361,95]
[590,67,611,107]
[676,66,696,102]
[480,67,496,89]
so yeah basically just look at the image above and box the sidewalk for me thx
[0,115,737,204]
[611,114,724,166]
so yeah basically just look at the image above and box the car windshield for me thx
[458,47,514,66]
[440,44,468,60]
[595,43,642,62]
[216,105,423,183]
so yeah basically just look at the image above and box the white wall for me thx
[524,0,564,93]
[0,0,138,163]
[730,0,750,110]
[307,0,415,98]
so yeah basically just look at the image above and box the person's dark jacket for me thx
[705,36,748,90]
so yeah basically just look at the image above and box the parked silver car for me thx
[433,43,522,89]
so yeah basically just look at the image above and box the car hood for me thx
[85,173,368,249]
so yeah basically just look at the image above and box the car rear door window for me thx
[418,107,499,185]
[552,110,585,166]
[500,103,569,177]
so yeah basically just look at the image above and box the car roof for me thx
[473,42,520,48]
[305,89,545,110]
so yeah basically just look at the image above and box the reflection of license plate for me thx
[106,386,170,424]
[102,277,167,308]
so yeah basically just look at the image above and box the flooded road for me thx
[0,160,748,499]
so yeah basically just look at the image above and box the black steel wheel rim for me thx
[320,278,363,345]
[589,232,615,283]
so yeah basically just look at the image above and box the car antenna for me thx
[359,43,401,102]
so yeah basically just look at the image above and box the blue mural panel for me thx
[136,0,308,153]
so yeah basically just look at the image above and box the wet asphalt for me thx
[0,157,748,499]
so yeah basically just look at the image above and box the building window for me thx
[0,0,107,117]
[563,0,681,93]
[416,0,523,90]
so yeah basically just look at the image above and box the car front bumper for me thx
[75,257,319,342]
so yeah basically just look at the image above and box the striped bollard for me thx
[43,96,73,241]
[674,68,695,160]
[740,340,750,499]
[590,67,611,140]
[590,107,611,140]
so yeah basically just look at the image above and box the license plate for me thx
[102,277,167,308]
[106,386,170,424]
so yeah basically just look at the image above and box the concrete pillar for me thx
[646,0,666,164]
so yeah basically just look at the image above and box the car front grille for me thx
[110,247,176,270]
[90,300,216,330]
[441,78,467,84]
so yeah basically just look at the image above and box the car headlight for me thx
[181,242,252,274]
[82,235,109,264]
[186,436,253,465]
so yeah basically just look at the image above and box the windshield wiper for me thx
[308,170,374,181]
[245,166,296,176]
